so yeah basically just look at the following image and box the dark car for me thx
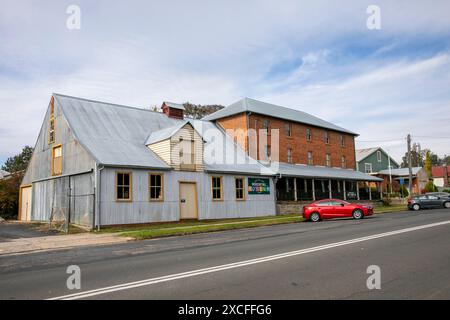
[303,199,373,222]
[425,192,450,199]
[408,195,450,211]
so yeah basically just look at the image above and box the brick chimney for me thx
[161,101,185,120]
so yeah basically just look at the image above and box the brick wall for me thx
[216,112,356,169]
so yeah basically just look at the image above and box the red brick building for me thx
[205,98,382,204]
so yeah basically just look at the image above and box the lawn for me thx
[99,204,408,240]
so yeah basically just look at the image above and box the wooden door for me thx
[179,182,198,219]
[20,186,32,221]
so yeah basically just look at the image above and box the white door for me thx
[179,182,198,219]
[20,186,32,221]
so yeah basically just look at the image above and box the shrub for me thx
[423,181,438,193]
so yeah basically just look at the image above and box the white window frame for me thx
[377,150,382,162]
[364,163,372,174]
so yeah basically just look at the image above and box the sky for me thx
[1,0,450,167]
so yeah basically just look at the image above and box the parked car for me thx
[425,192,450,199]
[408,195,450,211]
[302,199,374,222]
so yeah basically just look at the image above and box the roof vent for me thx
[162,101,185,119]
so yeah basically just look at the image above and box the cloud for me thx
[1,0,450,166]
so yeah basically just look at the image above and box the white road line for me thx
[48,219,450,300]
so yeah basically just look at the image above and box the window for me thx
[235,177,245,200]
[212,176,223,200]
[51,145,62,176]
[285,123,292,137]
[340,135,345,147]
[307,151,313,165]
[341,156,346,169]
[179,138,195,171]
[49,102,55,144]
[324,131,329,144]
[116,172,132,201]
[377,150,382,162]
[326,154,331,167]
[306,128,312,141]
[263,119,269,130]
[287,148,293,163]
[149,173,163,201]
[364,163,372,174]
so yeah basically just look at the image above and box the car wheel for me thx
[310,212,320,222]
[444,202,450,209]
[412,204,421,211]
[352,209,363,220]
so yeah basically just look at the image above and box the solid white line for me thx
[48,219,450,300]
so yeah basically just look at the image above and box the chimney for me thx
[161,101,185,120]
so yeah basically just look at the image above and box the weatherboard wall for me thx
[98,167,276,226]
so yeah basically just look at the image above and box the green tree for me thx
[0,146,34,219]
[183,102,224,119]
[424,151,432,179]
[1,146,33,173]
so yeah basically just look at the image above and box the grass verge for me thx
[374,205,408,214]
[117,215,304,240]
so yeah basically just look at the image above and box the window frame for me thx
[326,153,331,167]
[149,172,164,202]
[341,156,346,169]
[51,144,63,176]
[48,102,55,145]
[377,150,382,162]
[287,148,293,164]
[116,171,133,202]
[306,128,312,142]
[364,163,372,174]
[324,131,330,144]
[234,177,246,201]
[285,123,292,137]
[211,176,223,201]
[307,151,313,166]
[340,135,345,147]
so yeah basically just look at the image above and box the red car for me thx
[303,199,374,222]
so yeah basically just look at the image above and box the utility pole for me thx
[407,134,413,195]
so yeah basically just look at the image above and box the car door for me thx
[316,201,333,218]
[331,201,350,217]
[427,195,441,208]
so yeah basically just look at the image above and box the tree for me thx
[401,143,424,168]
[0,146,34,219]
[1,146,33,173]
[182,102,224,119]
[424,151,432,179]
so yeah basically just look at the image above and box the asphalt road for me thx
[1,209,450,300]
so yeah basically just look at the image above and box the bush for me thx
[442,189,450,193]
[423,181,438,193]
[382,197,392,206]
[0,173,22,219]
[399,185,409,197]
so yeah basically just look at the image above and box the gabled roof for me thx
[53,94,270,175]
[432,166,450,178]
[355,147,400,166]
[0,170,10,179]
[54,94,178,169]
[145,122,188,145]
[204,97,358,136]
[378,167,423,176]
[163,101,185,111]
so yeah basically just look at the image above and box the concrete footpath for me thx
[0,231,132,256]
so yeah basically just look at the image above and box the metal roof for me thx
[0,170,10,179]
[270,162,383,181]
[378,167,423,176]
[355,147,400,166]
[55,94,177,169]
[163,101,185,111]
[54,94,270,174]
[204,97,358,136]
[145,121,188,145]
